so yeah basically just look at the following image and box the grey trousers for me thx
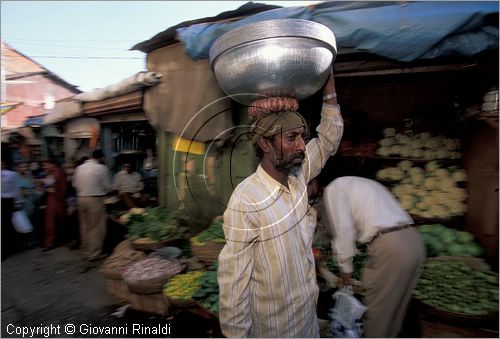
[362,227,426,338]
[77,196,107,260]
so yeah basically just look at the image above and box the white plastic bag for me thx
[12,210,33,233]
[329,287,367,338]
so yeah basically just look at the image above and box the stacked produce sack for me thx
[376,128,462,160]
[376,160,467,219]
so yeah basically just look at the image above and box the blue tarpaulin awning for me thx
[174,1,498,62]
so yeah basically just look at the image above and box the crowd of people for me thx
[1,149,154,262]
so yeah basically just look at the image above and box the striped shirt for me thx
[218,104,343,338]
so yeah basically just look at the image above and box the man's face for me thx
[123,164,132,173]
[269,126,307,176]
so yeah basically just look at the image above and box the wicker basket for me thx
[415,256,498,326]
[106,278,131,303]
[194,301,219,320]
[123,258,186,295]
[191,240,225,266]
[129,292,170,315]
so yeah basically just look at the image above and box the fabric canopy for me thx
[176,1,498,62]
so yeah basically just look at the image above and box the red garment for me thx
[44,168,67,248]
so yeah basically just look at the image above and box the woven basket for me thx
[191,240,225,266]
[194,301,219,320]
[123,258,186,295]
[129,292,170,315]
[100,251,147,280]
[106,278,131,303]
[415,256,498,326]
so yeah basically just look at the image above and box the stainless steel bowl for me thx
[209,19,337,105]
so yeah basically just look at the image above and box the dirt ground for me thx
[1,246,219,338]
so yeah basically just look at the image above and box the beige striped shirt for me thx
[218,104,343,338]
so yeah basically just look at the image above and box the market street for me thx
[1,246,219,338]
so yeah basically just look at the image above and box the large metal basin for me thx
[209,19,337,105]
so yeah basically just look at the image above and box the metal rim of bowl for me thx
[209,19,337,68]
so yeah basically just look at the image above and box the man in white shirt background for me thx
[322,176,425,338]
[2,152,22,260]
[72,149,111,261]
[111,161,149,209]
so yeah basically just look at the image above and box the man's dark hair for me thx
[92,149,104,159]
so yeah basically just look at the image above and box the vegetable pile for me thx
[325,252,368,281]
[376,128,461,160]
[124,207,188,241]
[414,259,498,315]
[377,160,467,219]
[191,219,225,246]
[192,263,219,314]
[163,270,204,301]
[418,224,484,257]
[122,257,184,281]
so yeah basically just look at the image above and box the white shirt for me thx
[73,159,111,197]
[112,170,144,194]
[323,176,413,273]
[1,169,21,202]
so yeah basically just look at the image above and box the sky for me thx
[1,1,322,92]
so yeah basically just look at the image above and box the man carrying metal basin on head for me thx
[211,18,343,338]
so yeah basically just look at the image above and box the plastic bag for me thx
[12,210,33,233]
[329,287,367,338]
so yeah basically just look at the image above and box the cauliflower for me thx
[411,149,425,158]
[379,137,395,147]
[119,213,131,224]
[435,149,451,159]
[423,150,436,160]
[424,137,441,150]
[388,168,405,181]
[424,177,438,190]
[390,145,401,156]
[398,160,413,172]
[425,161,440,173]
[394,134,410,145]
[130,207,146,215]
[376,146,392,157]
[410,172,425,185]
[383,127,396,137]
[435,168,450,178]
[400,146,412,157]
[452,169,467,182]
[419,132,432,140]
[410,139,424,149]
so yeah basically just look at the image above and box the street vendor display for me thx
[209,18,342,337]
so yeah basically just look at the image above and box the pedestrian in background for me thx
[41,158,67,251]
[72,150,111,261]
[2,152,22,260]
